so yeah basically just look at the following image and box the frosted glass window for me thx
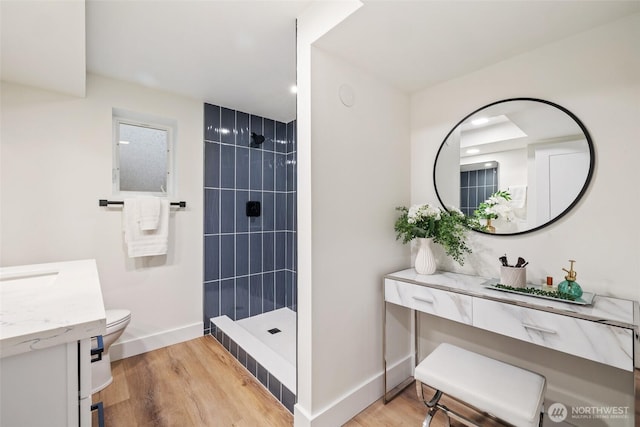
[113,114,174,194]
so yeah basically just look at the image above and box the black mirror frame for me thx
[433,97,595,236]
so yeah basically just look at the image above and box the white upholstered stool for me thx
[415,343,546,427]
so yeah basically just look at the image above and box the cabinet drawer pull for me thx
[413,295,435,304]
[522,323,557,334]
[91,335,104,363]
[91,402,105,427]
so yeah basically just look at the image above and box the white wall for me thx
[0,74,203,358]
[410,14,640,421]
[296,3,411,424]
[301,46,411,425]
[412,13,640,301]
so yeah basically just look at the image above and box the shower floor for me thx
[211,308,296,396]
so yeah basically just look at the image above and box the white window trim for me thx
[112,109,176,196]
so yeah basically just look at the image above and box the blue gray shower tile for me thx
[292,273,297,311]
[222,333,230,351]
[238,346,247,368]
[275,121,287,154]
[220,144,235,188]
[285,271,293,309]
[262,233,274,272]
[230,339,238,358]
[275,192,286,231]
[235,276,249,320]
[275,154,286,192]
[263,151,275,191]
[248,192,263,232]
[263,272,275,312]
[203,280,220,323]
[469,189,477,209]
[286,121,294,154]
[235,147,250,189]
[235,234,248,277]
[257,364,268,388]
[287,120,296,154]
[235,191,249,233]
[268,375,282,401]
[249,274,263,315]
[204,142,220,188]
[286,192,294,231]
[221,107,236,145]
[282,386,295,413]
[286,152,296,192]
[286,232,294,271]
[220,190,235,233]
[221,279,235,319]
[246,355,257,376]
[469,170,477,186]
[204,189,219,235]
[220,235,235,279]
[204,104,221,142]
[249,149,263,190]
[249,234,263,275]
[263,119,275,152]
[275,233,285,270]
[237,111,249,146]
[262,192,275,231]
[275,271,286,309]
[204,235,219,281]
[250,114,263,140]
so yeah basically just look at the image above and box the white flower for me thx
[447,206,464,216]
[408,203,442,222]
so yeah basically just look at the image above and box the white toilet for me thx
[91,309,131,393]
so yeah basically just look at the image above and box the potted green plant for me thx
[394,204,476,273]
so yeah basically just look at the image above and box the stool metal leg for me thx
[417,381,443,427]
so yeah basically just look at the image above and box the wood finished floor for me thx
[94,336,640,427]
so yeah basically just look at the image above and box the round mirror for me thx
[434,98,594,235]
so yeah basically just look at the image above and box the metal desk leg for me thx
[383,296,418,403]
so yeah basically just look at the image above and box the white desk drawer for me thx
[473,298,633,371]
[385,279,472,325]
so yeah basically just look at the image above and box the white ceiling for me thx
[1,0,309,123]
[86,0,309,123]
[1,0,86,97]
[2,1,639,124]
[316,0,640,93]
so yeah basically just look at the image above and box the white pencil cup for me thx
[500,266,526,288]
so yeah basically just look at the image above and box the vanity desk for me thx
[383,268,639,419]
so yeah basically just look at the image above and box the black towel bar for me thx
[99,199,186,208]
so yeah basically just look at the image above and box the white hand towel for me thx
[123,198,169,258]
[508,185,527,209]
[137,196,161,231]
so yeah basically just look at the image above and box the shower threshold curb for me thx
[210,314,296,394]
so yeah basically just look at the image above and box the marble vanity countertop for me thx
[0,259,106,358]
[386,268,637,329]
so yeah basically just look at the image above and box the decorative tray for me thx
[483,278,596,306]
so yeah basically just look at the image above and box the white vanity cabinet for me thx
[0,339,93,427]
[0,260,106,427]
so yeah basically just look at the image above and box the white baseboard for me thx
[110,322,203,361]
[294,355,413,427]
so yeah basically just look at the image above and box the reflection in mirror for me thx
[434,98,594,235]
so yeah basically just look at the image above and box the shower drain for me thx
[267,328,281,334]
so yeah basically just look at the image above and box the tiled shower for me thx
[203,103,297,333]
